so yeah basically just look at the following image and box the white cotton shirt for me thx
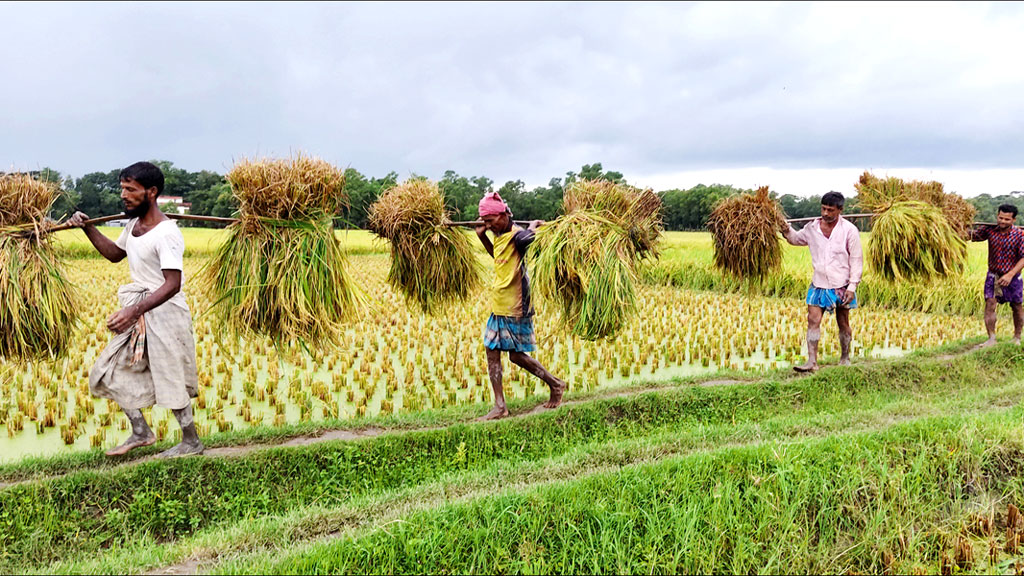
[115,218,189,311]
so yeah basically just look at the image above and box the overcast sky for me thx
[3,1,1023,197]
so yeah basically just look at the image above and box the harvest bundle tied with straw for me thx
[0,173,78,361]
[855,171,971,281]
[532,179,663,341]
[368,179,481,315]
[706,186,787,280]
[198,155,363,350]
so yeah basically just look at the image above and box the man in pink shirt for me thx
[777,192,863,373]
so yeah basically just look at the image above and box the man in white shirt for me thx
[777,192,864,373]
[69,161,204,458]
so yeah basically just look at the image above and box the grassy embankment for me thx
[3,343,1023,574]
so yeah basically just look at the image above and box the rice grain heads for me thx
[0,173,78,361]
[367,179,481,315]
[532,179,662,341]
[856,172,972,281]
[856,171,976,240]
[867,200,967,282]
[706,186,785,280]
[198,155,362,350]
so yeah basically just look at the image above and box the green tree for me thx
[73,170,123,218]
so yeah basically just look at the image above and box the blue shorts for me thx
[482,314,536,352]
[806,285,858,314]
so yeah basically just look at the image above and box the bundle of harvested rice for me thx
[867,200,966,282]
[198,154,362,349]
[367,179,481,314]
[532,179,662,341]
[0,173,78,361]
[856,171,975,239]
[706,186,786,280]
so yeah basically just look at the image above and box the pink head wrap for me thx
[478,192,510,218]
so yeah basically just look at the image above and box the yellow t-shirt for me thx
[490,225,535,317]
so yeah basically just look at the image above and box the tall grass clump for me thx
[532,179,662,341]
[868,200,967,282]
[0,173,78,361]
[198,155,362,349]
[706,186,785,280]
[367,179,481,315]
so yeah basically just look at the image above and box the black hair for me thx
[998,204,1019,218]
[119,161,164,195]
[821,191,845,209]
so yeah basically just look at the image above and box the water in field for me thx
[0,251,985,464]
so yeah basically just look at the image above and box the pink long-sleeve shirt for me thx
[783,216,863,292]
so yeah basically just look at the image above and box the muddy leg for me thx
[979,298,998,348]
[795,306,823,373]
[478,349,509,420]
[1012,303,1023,345]
[837,307,853,366]
[157,403,205,459]
[509,351,566,409]
[105,408,156,456]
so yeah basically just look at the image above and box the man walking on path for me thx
[778,191,863,372]
[474,191,566,420]
[69,161,204,458]
[970,204,1024,347]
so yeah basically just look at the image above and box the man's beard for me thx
[125,198,150,218]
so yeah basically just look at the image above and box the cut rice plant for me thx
[532,179,661,341]
[868,200,967,282]
[706,186,785,280]
[367,179,481,315]
[0,173,78,361]
[856,171,975,239]
[198,154,363,349]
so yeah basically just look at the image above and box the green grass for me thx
[222,409,1024,575]
[5,343,1024,574]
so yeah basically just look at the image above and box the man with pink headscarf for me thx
[474,192,566,420]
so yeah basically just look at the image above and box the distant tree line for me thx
[20,162,1024,231]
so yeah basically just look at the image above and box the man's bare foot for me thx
[543,379,566,409]
[838,358,851,366]
[1014,337,1021,346]
[793,362,818,373]
[105,433,156,457]
[976,338,998,350]
[477,406,509,421]
[156,440,205,459]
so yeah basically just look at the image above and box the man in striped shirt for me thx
[970,204,1024,347]
[778,191,863,373]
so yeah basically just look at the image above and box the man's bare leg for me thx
[794,306,823,373]
[509,351,566,409]
[106,408,156,456]
[157,404,205,458]
[979,298,999,348]
[1012,303,1023,345]
[837,307,853,366]
[479,349,509,420]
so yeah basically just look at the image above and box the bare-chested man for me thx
[778,191,863,372]
[474,191,565,420]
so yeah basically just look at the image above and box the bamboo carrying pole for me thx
[446,220,535,228]
[42,212,239,234]
[785,212,874,224]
